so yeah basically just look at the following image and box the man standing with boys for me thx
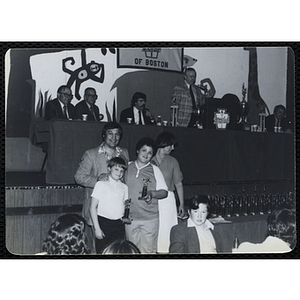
[74,122,129,253]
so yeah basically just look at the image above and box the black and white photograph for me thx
[4,44,296,256]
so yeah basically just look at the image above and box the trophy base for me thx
[237,122,251,131]
[121,217,132,224]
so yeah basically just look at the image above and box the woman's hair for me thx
[135,137,157,156]
[155,131,178,149]
[186,194,210,211]
[101,239,141,254]
[42,214,90,255]
[102,122,123,141]
[267,205,296,248]
[108,157,127,170]
[131,92,146,107]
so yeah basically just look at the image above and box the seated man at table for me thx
[265,105,293,133]
[45,85,75,120]
[74,87,104,121]
[119,92,156,125]
[171,68,215,127]
[237,204,295,253]
[169,194,223,254]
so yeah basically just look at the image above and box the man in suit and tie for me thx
[120,92,156,125]
[265,105,293,133]
[74,87,103,121]
[45,85,75,120]
[171,68,215,127]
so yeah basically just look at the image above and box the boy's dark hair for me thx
[186,194,210,210]
[155,131,178,149]
[108,157,127,170]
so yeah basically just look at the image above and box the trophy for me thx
[171,97,178,127]
[213,108,230,130]
[138,178,152,204]
[121,198,132,224]
[238,83,250,130]
[258,106,266,132]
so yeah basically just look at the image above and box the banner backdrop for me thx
[117,47,183,72]
[30,48,130,121]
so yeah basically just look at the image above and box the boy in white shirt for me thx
[90,157,129,254]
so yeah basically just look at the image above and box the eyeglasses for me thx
[86,94,98,99]
[60,92,73,99]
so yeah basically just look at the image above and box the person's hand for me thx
[139,190,153,204]
[121,216,132,224]
[144,109,155,122]
[178,204,185,218]
[94,227,105,239]
[97,173,109,181]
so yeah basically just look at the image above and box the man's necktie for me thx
[90,105,97,121]
[139,110,143,125]
[63,105,68,119]
[189,85,197,110]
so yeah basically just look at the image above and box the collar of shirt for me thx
[85,101,92,110]
[98,142,122,160]
[107,175,121,186]
[275,117,281,126]
[187,218,214,230]
[133,106,144,125]
[134,160,151,178]
[184,81,190,89]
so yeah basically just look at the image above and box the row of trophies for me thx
[208,192,294,218]
[170,83,267,131]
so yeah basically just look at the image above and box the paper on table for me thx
[209,216,232,224]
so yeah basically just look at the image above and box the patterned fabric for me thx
[97,142,124,163]
[172,81,206,127]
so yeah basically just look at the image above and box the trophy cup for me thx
[171,97,178,127]
[138,178,152,204]
[258,106,266,132]
[213,108,230,130]
[121,198,132,224]
[238,83,250,130]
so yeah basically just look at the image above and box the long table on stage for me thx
[211,214,268,253]
[32,120,294,185]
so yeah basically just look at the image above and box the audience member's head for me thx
[57,85,73,105]
[102,122,123,142]
[184,68,197,85]
[273,105,286,120]
[131,92,147,111]
[108,157,127,170]
[135,137,157,157]
[186,195,210,226]
[267,205,296,249]
[107,157,127,181]
[101,239,141,254]
[42,214,90,255]
[156,131,178,149]
[84,87,98,106]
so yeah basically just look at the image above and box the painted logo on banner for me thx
[30,48,128,121]
[117,48,183,72]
